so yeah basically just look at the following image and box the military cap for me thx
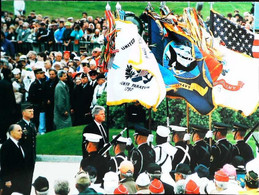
[89,70,98,76]
[212,122,231,132]
[83,133,102,142]
[81,73,88,78]
[33,176,49,192]
[34,68,45,75]
[96,74,105,80]
[172,163,191,175]
[232,122,249,132]
[170,125,187,132]
[112,135,128,145]
[156,125,170,137]
[133,125,150,136]
[21,102,33,111]
[146,163,161,175]
[190,124,208,133]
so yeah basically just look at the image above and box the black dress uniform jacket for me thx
[80,151,108,184]
[107,152,127,173]
[71,83,93,126]
[190,140,211,171]
[82,121,109,158]
[233,140,254,164]
[17,119,37,195]
[0,139,29,195]
[210,138,233,175]
[27,79,45,128]
[171,141,191,171]
[129,142,156,179]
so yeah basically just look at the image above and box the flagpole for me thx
[186,103,189,133]
[166,98,170,127]
[188,2,190,8]
[210,2,213,10]
[209,112,212,147]
[107,105,110,141]
[124,103,129,138]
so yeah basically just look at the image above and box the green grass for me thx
[1,1,253,21]
[37,125,258,157]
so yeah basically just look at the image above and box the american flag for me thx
[210,10,259,58]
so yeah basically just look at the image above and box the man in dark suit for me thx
[17,102,37,195]
[232,122,254,164]
[189,124,211,172]
[82,105,108,158]
[71,73,93,126]
[0,124,30,195]
[210,122,234,176]
[0,68,17,144]
[44,68,59,132]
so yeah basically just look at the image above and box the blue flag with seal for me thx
[148,13,216,115]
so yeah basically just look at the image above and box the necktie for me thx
[18,142,25,158]
[99,125,107,143]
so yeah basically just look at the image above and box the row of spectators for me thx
[1,10,106,57]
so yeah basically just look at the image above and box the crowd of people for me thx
[1,9,105,58]
[1,3,258,195]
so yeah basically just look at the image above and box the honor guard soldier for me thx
[80,133,108,184]
[232,122,254,164]
[170,125,191,170]
[107,136,127,173]
[210,122,234,176]
[154,126,177,174]
[189,124,211,172]
[128,125,156,179]
[17,102,37,195]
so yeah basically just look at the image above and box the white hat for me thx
[73,56,81,61]
[12,68,21,75]
[136,172,150,187]
[81,58,89,64]
[103,171,119,182]
[112,136,128,144]
[103,172,119,194]
[19,55,27,61]
[83,133,102,142]
[170,125,187,132]
[67,17,74,20]
[156,126,170,137]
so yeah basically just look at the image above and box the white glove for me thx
[183,133,191,141]
[147,134,154,143]
[126,137,132,146]
[205,130,213,138]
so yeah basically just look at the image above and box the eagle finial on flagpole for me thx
[106,2,111,11]
[116,2,121,11]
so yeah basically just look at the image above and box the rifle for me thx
[244,122,259,143]
[98,128,127,156]
[252,135,259,153]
